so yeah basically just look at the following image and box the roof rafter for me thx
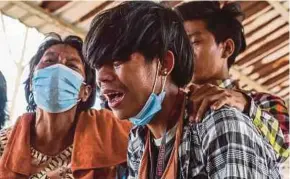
[267,1,289,22]
[230,66,270,93]
[10,1,86,38]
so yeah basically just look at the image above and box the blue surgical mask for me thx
[32,64,84,113]
[129,61,167,126]
[129,91,166,126]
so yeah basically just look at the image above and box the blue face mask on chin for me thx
[129,61,167,126]
[129,91,166,126]
[32,64,84,113]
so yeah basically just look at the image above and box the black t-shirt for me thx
[148,136,175,179]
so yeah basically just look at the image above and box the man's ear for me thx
[222,38,235,59]
[160,50,175,76]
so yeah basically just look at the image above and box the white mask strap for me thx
[152,60,168,94]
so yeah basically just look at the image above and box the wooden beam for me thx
[250,55,288,77]
[264,73,288,88]
[245,45,288,73]
[245,16,286,45]
[267,1,289,22]
[230,66,270,93]
[276,86,289,97]
[242,5,272,26]
[243,1,269,20]
[10,1,86,38]
[76,1,113,24]
[239,40,288,68]
[257,65,288,84]
[236,30,289,66]
[244,9,279,35]
[40,1,70,13]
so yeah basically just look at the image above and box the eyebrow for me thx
[44,51,58,57]
[44,52,82,63]
[66,56,81,63]
[188,31,202,38]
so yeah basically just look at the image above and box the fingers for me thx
[211,96,229,110]
[186,83,201,95]
[190,93,226,123]
[195,98,209,122]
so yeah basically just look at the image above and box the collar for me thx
[216,78,238,89]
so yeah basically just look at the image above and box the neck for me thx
[146,84,180,139]
[194,71,230,85]
[31,107,78,155]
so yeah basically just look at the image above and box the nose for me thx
[58,54,69,66]
[96,65,115,87]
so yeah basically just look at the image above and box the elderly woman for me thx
[0,33,132,178]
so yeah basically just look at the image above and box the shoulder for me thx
[249,91,286,105]
[198,106,258,138]
[195,106,276,154]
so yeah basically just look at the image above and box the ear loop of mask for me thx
[152,60,168,94]
[151,60,169,175]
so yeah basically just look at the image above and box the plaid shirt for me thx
[127,103,280,178]
[217,79,289,161]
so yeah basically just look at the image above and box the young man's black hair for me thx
[176,1,246,68]
[83,1,193,88]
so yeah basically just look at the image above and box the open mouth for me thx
[104,91,125,108]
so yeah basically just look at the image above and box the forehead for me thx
[44,44,80,57]
[183,20,207,34]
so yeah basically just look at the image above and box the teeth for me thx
[107,92,121,95]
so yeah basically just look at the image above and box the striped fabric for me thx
[127,105,281,178]
[217,78,289,161]
[0,128,73,179]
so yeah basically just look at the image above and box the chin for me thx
[113,107,142,120]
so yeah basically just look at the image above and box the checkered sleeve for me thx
[245,92,289,162]
[199,107,280,178]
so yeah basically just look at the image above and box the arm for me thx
[244,92,289,162]
[201,107,280,178]
[187,84,289,161]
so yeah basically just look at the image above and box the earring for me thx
[162,69,168,75]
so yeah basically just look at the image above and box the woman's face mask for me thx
[32,64,84,113]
